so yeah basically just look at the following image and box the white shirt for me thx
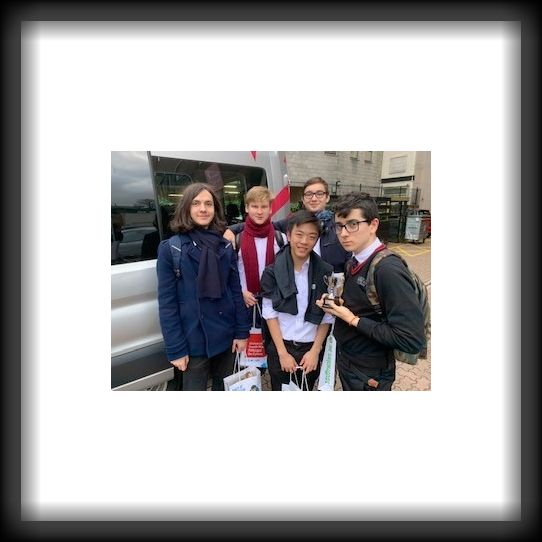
[262,258,334,342]
[352,237,383,264]
[238,234,287,291]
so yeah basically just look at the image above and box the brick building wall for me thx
[284,151,384,207]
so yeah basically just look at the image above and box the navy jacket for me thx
[156,234,250,361]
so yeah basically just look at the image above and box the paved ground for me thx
[259,238,431,391]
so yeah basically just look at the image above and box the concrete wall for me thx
[414,151,431,211]
[381,151,417,178]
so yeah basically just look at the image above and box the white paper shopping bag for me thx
[281,381,299,391]
[317,334,336,391]
[224,354,262,391]
[281,370,308,391]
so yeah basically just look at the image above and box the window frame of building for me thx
[389,155,407,174]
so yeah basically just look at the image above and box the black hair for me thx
[287,209,321,235]
[332,192,379,222]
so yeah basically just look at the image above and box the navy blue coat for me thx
[156,234,250,361]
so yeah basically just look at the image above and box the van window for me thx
[111,151,158,264]
[149,155,267,235]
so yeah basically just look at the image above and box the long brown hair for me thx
[169,183,227,233]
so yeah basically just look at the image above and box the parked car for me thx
[116,226,157,261]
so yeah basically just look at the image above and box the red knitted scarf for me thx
[241,216,276,294]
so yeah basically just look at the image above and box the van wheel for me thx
[145,382,168,391]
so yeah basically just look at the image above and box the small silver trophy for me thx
[322,272,345,307]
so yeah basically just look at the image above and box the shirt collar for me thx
[294,257,311,273]
[353,237,382,263]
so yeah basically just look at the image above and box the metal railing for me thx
[333,183,420,206]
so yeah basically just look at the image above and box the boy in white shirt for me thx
[260,210,334,391]
[236,187,286,376]
[237,186,286,310]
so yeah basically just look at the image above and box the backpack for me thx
[234,229,285,253]
[168,234,185,279]
[365,248,430,365]
[168,233,237,279]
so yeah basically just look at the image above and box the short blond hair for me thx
[244,186,274,205]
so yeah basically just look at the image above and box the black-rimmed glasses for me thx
[335,220,370,234]
[303,190,328,200]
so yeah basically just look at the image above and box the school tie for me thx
[350,256,365,276]
[348,256,358,274]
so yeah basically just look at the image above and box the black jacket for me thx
[260,246,333,326]
[334,251,425,368]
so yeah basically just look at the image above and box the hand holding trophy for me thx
[322,272,345,307]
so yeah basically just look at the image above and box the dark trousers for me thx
[337,355,396,391]
[182,349,235,391]
[267,340,323,391]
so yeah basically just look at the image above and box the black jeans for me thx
[337,355,396,391]
[267,340,323,391]
[182,349,235,391]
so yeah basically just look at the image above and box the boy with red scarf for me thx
[237,187,287,309]
[237,188,286,367]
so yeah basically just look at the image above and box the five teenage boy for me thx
[157,180,425,391]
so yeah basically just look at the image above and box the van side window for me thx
[111,151,159,264]
[149,155,267,230]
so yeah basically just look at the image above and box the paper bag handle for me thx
[289,368,309,391]
[233,352,242,382]
[252,302,263,328]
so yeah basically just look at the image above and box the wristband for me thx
[348,316,358,327]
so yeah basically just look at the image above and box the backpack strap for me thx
[274,228,285,249]
[168,234,184,279]
[365,248,406,313]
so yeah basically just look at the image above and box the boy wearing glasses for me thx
[259,210,334,391]
[225,177,350,273]
[316,193,424,391]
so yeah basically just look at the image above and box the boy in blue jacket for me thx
[156,183,250,391]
